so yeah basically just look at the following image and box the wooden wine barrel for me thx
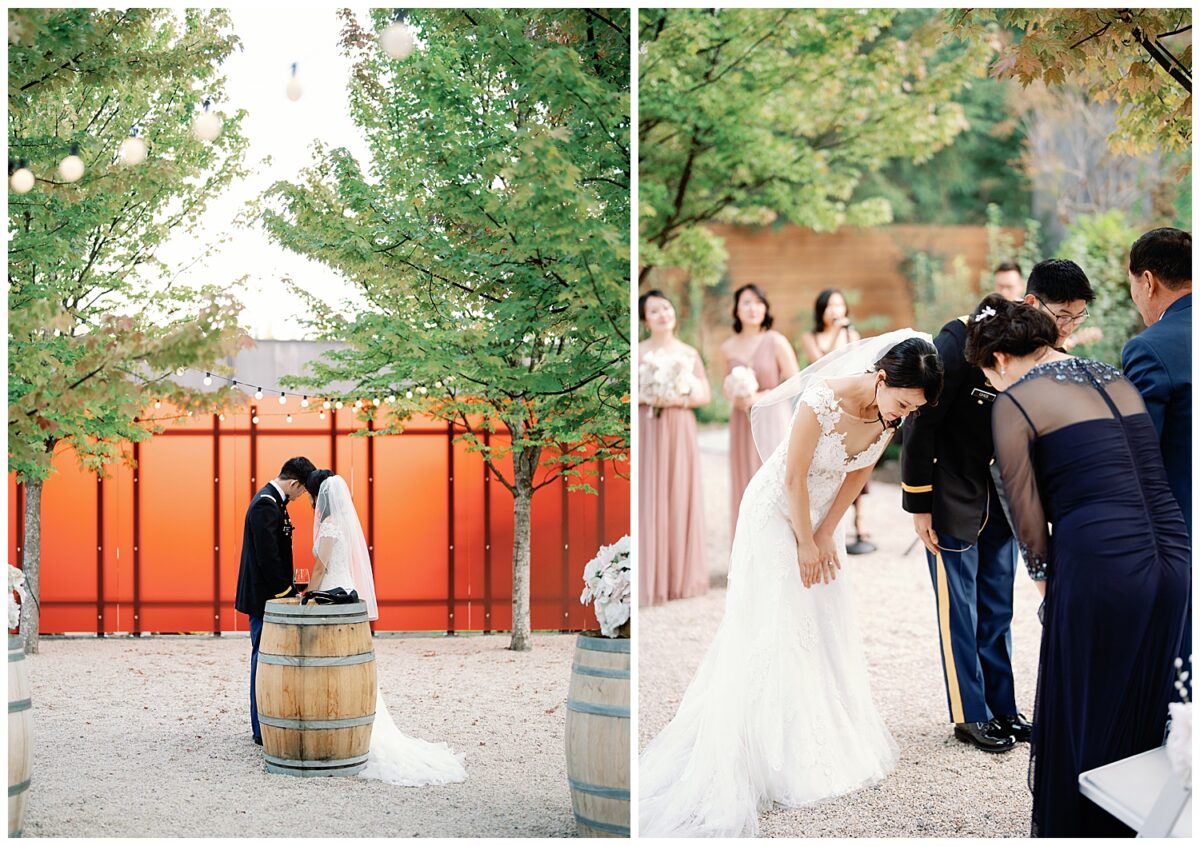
[565,634,630,837]
[257,599,376,777]
[9,636,32,837]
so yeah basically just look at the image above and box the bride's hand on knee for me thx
[795,537,821,588]
[814,531,840,584]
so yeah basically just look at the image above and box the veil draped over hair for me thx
[750,328,932,461]
[313,475,379,620]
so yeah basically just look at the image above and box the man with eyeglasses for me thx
[1022,258,1099,352]
[901,258,1095,755]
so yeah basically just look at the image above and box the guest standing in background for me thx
[801,289,874,554]
[992,261,1025,302]
[718,284,799,536]
[965,294,1188,837]
[638,289,712,606]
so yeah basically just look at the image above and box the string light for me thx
[218,413,226,422]
[386,394,396,404]
[192,99,223,141]
[278,394,287,405]
[406,390,413,399]
[251,415,260,425]
[354,399,363,409]
[335,400,344,410]
[319,411,326,421]
[9,159,33,193]
[58,143,85,182]
[154,399,162,409]
[286,414,293,424]
[254,387,264,400]
[286,62,302,101]
[119,130,147,166]
[203,372,213,386]
[323,400,332,410]
[381,10,415,60]
[300,396,310,408]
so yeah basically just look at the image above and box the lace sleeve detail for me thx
[992,392,1051,581]
[318,520,343,540]
[798,382,840,433]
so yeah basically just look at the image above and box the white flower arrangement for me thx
[639,349,702,408]
[726,365,759,399]
[580,535,631,638]
[9,565,27,630]
[1166,657,1192,786]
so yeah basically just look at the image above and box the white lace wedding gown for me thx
[315,520,467,787]
[639,381,898,837]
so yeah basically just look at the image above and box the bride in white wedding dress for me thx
[306,472,467,787]
[639,330,942,837]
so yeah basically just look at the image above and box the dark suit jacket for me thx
[234,484,296,618]
[901,317,1013,541]
[1122,293,1191,532]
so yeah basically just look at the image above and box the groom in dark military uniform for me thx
[235,456,315,745]
[902,260,1095,753]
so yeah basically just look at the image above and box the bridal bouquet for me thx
[9,565,27,631]
[580,535,631,638]
[726,365,759,398]
[1166,657,1192,786]
[639,349,702,410]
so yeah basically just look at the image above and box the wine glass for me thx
[293,568,311,595]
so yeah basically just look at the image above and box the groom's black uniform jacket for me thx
[235,484,296,618]
[900,317,1013,542]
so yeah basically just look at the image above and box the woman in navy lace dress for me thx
[964,294,1189,837]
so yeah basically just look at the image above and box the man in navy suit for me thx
[1123,228,1191,533]
[234,456,315,745]
[1123,228,1190,664]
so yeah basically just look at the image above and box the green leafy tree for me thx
[639,7,993,288]
[260,8,629,652]
[951,9,1191,159]
[8,8,249,651]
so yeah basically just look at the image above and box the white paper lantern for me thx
[119,136,148,165]
[192,110,223,142]
[58,148,85,183]
[286,63,302,101]
[381,21,414,59]
[9,164,34,194]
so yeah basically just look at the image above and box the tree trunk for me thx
[20,479,42,655]
[508,441,540,652]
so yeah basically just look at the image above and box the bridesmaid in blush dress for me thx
[719,284,799,536]
[639,289,712,606]
[965,295,1189,837]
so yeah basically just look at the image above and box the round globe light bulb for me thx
[323,400,332,410]
[203,374,213,386]
[278,394,287,405]
[254,388,264,400]
[252,415,260,425]
[58,154,85,183]
[192,111,223,142]
[119,136,148,165]
[381,21,415,59]
[10,167,34,194]
[286,76,303,102]
[300,397,310,408]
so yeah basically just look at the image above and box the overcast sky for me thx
[154,5,374,340]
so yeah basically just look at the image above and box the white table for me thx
[1079,746,1191,837]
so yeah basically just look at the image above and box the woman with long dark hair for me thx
[719,283,799,536]
[638,289,712,606]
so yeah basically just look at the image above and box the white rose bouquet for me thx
[639,349,702,412]
[9,565,27,631]
[725,365,759,399]
[580,535,631,638]
[1166,657,1192,787]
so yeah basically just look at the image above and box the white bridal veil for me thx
[750,328,932,461]
[313,475,379,620]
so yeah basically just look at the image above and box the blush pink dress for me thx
[639,345,709,606]
[726,331,787,536]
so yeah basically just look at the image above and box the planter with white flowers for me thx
[565,537,630,838]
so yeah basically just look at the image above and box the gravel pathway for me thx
[639,427,1042,837]
[20,633,580,837]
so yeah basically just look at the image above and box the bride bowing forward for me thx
[305,470,467,788]
[639,331,943,837]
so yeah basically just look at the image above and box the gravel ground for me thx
[640,425,1042,837]
[20,633,580,838]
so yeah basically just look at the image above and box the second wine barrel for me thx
[9,635,32,837]
[565,633,630,837]
[257,599,376,777]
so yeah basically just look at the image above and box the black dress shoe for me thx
[953,720,1016,753]
[252,735,263,746]
[996,712,1033,743]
